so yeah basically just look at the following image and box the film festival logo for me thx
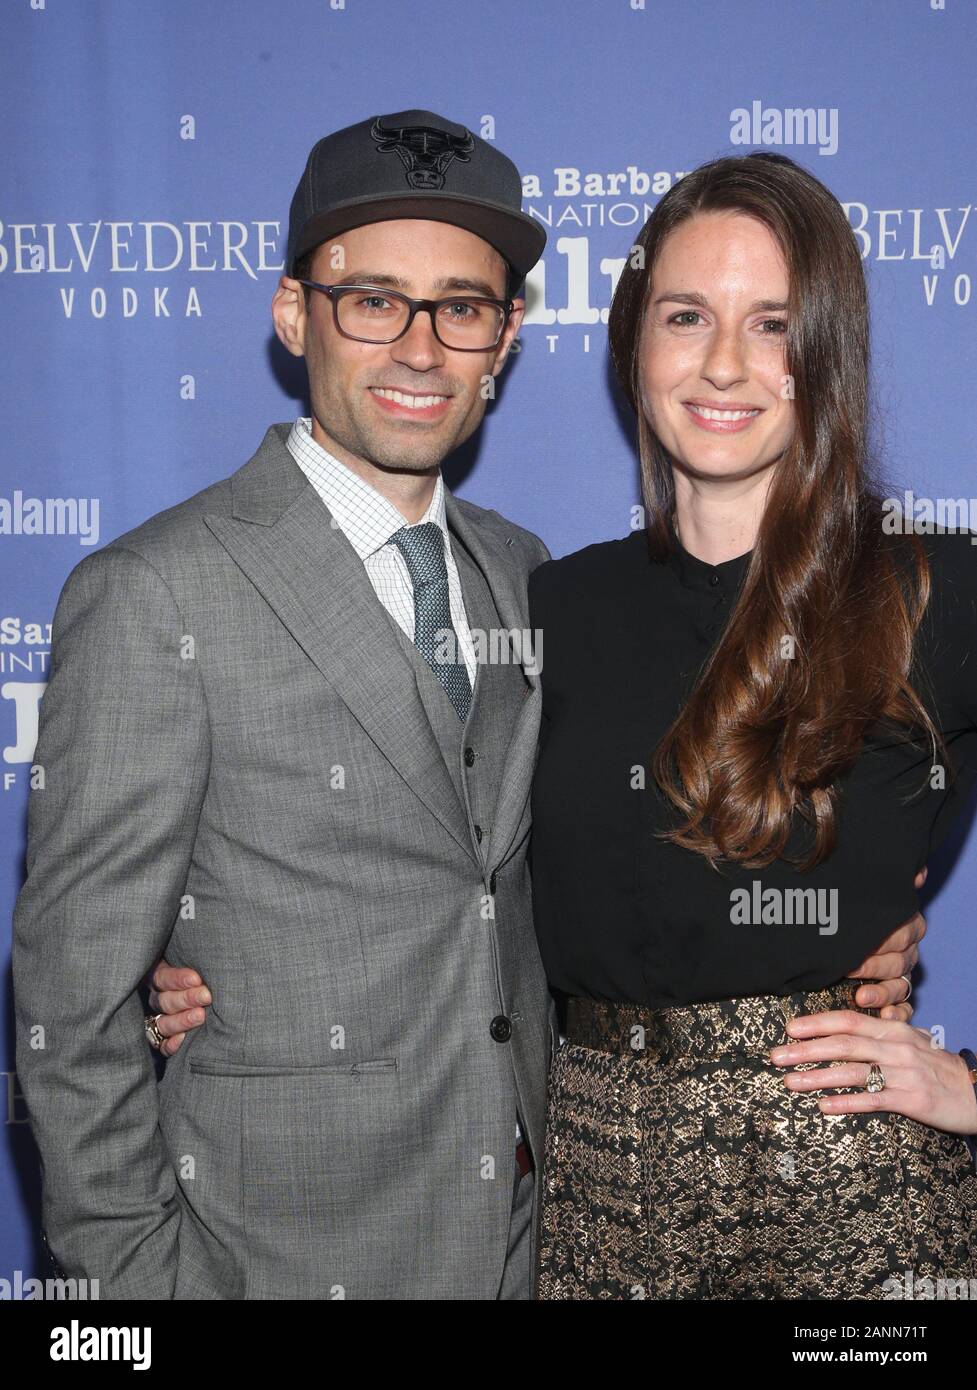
[0,497,94,791]
[1,615,51,790]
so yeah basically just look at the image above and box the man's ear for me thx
[491,298,525,376]
[271,276,307,359]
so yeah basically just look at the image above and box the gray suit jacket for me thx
[13,423,557,1299]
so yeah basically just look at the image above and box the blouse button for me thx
[709,573,720,587]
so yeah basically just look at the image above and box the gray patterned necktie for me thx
[388,522,473,722]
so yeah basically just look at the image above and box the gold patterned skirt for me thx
[537,979,977,1300]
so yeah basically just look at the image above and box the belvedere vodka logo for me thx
[0,219,283,319]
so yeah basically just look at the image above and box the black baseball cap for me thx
[285,109,546,287]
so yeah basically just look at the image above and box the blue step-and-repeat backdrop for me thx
[2,0,975,1283]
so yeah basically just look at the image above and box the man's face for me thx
[637,210,795,489]
[272,218,523,476]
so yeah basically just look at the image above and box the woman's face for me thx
[637,210,795,487]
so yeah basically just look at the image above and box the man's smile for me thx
[368,386,454,420]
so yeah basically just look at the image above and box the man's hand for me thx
[147,962,211,1057]
[766,866,943,1115]
[843,866,928,1021]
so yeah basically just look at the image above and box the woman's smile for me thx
[682,400,764,432]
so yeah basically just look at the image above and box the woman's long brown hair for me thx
[608,152,943,870]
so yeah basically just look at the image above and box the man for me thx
[13,109,922,1301]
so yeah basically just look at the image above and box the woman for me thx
[527,151,977,1300]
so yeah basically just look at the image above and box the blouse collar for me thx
[665,514,753,596]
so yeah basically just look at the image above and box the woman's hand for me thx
[769,1011,977,1135]
[146,962,211,1057]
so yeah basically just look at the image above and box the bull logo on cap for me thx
[370,117,474,190]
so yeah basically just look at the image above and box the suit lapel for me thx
[444,494,542,876]
[203,425,478,866]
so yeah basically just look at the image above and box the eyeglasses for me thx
[296,279,513,352]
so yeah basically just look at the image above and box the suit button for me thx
[490,1015,512,1043]
[473,824,483,843]
[464,747,476,767]
[489,870,497,893]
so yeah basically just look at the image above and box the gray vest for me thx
[382,532,532,870]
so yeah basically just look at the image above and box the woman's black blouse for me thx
[528,526,977,1007]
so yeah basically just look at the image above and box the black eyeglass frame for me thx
[296,279,514,351]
